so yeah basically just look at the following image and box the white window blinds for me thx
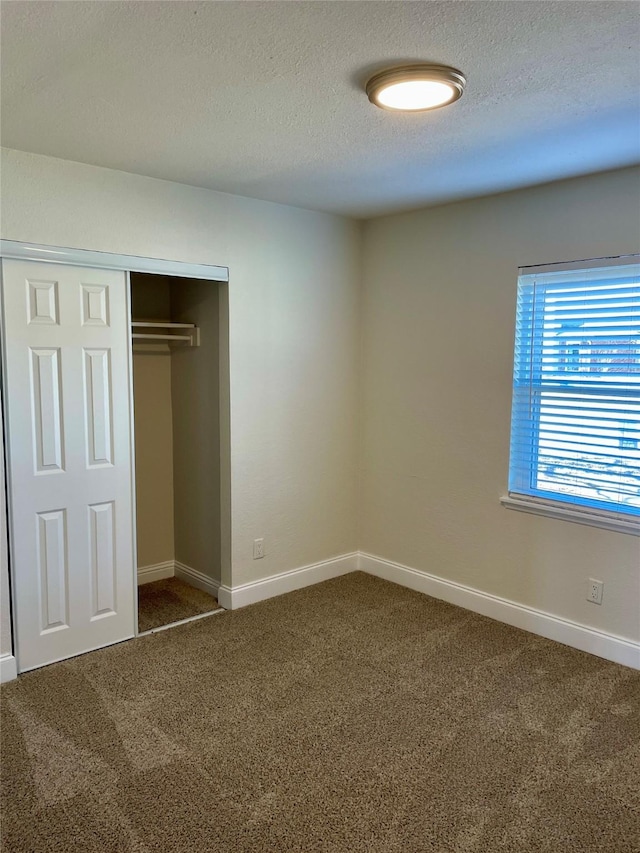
[508,256,640,520]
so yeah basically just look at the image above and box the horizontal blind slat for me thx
[509,257,640,516]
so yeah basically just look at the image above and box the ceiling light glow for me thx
[376,80,456,111]
[366,64,465,112]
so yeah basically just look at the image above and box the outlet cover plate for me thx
[587,578,604,605]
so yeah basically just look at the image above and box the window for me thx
[506,255,640,531]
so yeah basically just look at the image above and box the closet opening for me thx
[130,272,229,633]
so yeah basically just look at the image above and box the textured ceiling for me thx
[2,1,639,217]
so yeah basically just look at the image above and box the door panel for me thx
[1,259,135,671]
[31,347,65,471]
[88,500,117,617]
[37,508,68,632]
[84,348,114,466]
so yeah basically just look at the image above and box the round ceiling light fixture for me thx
[366,64,466,112]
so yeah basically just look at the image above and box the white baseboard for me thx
[174,561,220,600]
[358,553,640,670]
[137,561,175,585]
[218,552,358,610]
[217,586,233,610]
[6,548,636,673]
[0,652,17,683]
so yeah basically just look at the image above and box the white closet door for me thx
[1,259,135,672]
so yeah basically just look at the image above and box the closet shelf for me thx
[133,333,193,342]
[132,321,196,329]
[131,320,200,347]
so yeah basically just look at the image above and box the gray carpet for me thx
[137,577,220,633]
[1,572,639,852]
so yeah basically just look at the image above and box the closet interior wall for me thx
[131,273,222,588]
[131,275,175,573]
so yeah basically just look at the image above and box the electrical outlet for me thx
[253,538,264,560]
[587,578,604,605]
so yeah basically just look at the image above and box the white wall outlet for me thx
[253,538,264,559]
[587,578,604,605]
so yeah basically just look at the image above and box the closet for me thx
[0,248,229,673]
[130,273,222,632]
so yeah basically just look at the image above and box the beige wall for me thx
[132,352,175,569]
[1,148,361,593]
[131,275,175,569]
[360,167,640,643]
[3,147,633,649]
[171,279,222,582]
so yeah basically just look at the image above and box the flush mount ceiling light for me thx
[366,64,466,112]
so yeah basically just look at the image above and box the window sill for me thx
[500,495,640,537]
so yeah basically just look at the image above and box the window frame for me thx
[503,254,640,537]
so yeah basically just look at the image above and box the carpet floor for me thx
[1,572,639,853]
[137,577,219,633]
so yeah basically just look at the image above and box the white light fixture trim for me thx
[366,64,466,112]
